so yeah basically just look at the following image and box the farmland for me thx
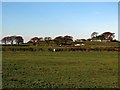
[1,42,120,52]
[2,51,118,88]
[2,2,119,88]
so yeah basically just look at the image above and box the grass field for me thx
[2,51,118,88]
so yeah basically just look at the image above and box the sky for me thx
[2,2,118,42]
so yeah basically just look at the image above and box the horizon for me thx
[2,2,118,43]
[1,31,118,43]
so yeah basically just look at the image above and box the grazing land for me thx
[2,51,118,88]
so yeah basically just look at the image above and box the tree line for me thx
[91,32,115,41]
[1,32,117,46]
[1,36,24,45]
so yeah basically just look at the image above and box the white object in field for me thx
[75,43,85,46]
[81,43,85,46]
[53,49,56,52]
[75,44,80,46]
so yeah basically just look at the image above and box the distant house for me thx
[91,37,111,42]
[91,32,115,42]
[75,39,86,43]
[74,39,86,46]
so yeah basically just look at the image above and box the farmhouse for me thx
[91,37,111,42]
[74,39,86,46]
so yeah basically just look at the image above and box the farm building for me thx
[74,39,86,46]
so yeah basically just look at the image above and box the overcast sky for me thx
[2,2,118,42]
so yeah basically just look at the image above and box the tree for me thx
[1,35,24,45]
[87,38,91,41]
[97,34,105,41]
[64,35,73,40]
[63,35,73,45]
[44,37,52,41]
[39,37,43,41]
[15,36,24,45]
[3,36,14,45]
[102,32,115,41]
[54,35,73,45]
[44,37,52,45]
[28,37,43,45]
[1,37,8,45]
[91,32,98,38]
[29,37,40,45]
[9,36,16,45]
[30,37,39,43]
[54,36,64,45]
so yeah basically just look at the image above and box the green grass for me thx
[85,41,119,47]
[2,51,118,88]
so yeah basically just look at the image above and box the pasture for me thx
[2,51,118,88]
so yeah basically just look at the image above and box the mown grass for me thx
[2,51,118,88]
